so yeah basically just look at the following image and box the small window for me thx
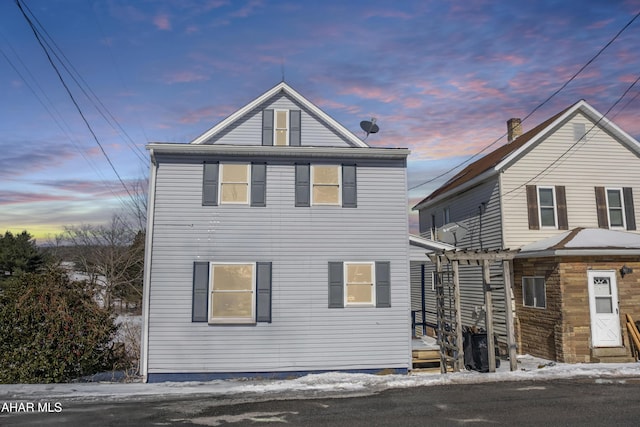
[443,207,450,225]
[522,277,546,309]
[431,214,437,240]
[220,163,250,204]
[538,186,557,228]
[344,262,375,306]
[431,271,437,291]
[311,165,341,205]
[606,188,625,229]
[210,263,255,323]
[274,110,289,146]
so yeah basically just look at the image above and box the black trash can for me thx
[463,330,500,372]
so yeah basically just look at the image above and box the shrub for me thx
[0,268,118,383]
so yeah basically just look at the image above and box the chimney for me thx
[507,118,522,143]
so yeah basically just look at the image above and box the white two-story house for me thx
[413,100,640,363]
[140,82,411,382]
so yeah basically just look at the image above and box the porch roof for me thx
[517,227,640,258]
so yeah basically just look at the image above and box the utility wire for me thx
[20,0,147,164]
[502,72,640,199]
[15,0,135,203]
[409,9,640,192]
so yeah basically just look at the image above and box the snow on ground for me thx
[2,354,639,403]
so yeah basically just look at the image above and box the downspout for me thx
[140,148,158,383]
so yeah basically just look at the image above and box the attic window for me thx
[274,110,289,146]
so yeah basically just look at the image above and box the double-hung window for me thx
[210,263,255,323]
[606,188,625,229]
[522,277,546,309]
[328,261,390,308]
[220,163,250,204]
[537,186,557,228]
[344,262,375,306]
[311,165,341,205]
[274,110,289,146]
[192,261,272,324]
[202,162,266,207]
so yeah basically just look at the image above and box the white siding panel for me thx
[502,113,640,248]
[147,159,410,374]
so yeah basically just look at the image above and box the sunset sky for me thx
[2,0,640,240]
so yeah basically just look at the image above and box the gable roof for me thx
[413,100,640,210]
[190,81,369,148]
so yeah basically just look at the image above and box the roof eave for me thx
[516,248,640,258]
[146,143,410,159]
[412,168,498,211]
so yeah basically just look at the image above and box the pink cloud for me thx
[0,191,75,206]
[162,70,209,84]
[230,0,263,18]
[179,105,235,124]
[153,14,171,31]
[587,18,613,30]
[339,85,398,103]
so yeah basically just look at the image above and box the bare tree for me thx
[60,215,144,311]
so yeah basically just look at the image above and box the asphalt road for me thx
[3,377,640,426]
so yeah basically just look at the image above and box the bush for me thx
[0,268,119,383]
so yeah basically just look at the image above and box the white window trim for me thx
[209,262,256,324]
[274,109,289,146]
[311,164,342,206]
[537,186,558,229]
[219,163,251,205]
[343,261,375,307]
[605,187,626,229]
[522,276,546,309]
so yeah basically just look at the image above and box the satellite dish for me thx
[438,222,467,246]
[360,118,379,139]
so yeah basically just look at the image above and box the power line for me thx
[19,0,148,164]
[15,0,135,203]
[409,8,640,192]
[502,72,640,199]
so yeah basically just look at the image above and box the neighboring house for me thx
[140,82,411,382]
[413,100,640,363]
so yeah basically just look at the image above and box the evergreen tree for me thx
[0,231,44,280]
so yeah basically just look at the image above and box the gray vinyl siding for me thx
[502,112,640,247]
[201,93,357,148]
[409,261,438,337]
[415,178,507,343]
[419,178,503,250]
[147,156,410,374]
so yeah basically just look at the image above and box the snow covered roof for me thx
[518,228,640,258]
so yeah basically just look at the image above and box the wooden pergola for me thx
[428,249,519,373]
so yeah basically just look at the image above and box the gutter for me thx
[146,144,410,160]
[516,248,640,258]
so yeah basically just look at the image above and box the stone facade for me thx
[513,256,640,363]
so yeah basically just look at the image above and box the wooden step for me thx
[412,349,440,360]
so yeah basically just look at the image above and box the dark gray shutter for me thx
[595,187,608,228]
[251,163,267,207]
[328,262,344,308]
[202,162,219,206]
[342,165,357,208]
[295,164,310,207]
[556,186,568,230]
[290,110,301,146]
[262,109,274,146]
[192,262,209,322]
[375,261,391,308]
[623,187,636,230]
[526,185,539,230]
[256,262,272,323]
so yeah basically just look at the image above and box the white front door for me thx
[588,270,621,347]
